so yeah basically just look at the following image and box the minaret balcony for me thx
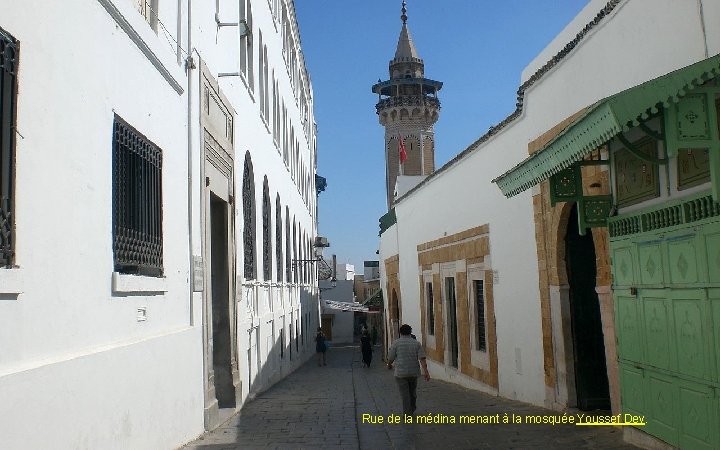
[375,95,440,114]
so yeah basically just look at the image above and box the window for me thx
[258,31,265,118]
[136,0,159,31]
[275,195,283,281]
[426,282,435,335]
[242,152,256,280]
[292,220,297,283]
[262,45,269,119]
[0,28,18,267]
[262,178,271,281]
[112,116,163,276]
[473,280,487,352]
[239,0,254,91]
[285,206,291,282]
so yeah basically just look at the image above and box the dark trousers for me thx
[395,376,418,415]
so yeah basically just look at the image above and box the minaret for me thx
[372,1,442,209]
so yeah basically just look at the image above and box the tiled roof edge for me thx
[391,0,623,206]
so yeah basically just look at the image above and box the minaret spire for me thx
[372,1,443,209]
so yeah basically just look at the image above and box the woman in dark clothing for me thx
[360,330,373,368]
[315,327,327,366]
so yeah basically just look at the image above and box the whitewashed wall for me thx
[380,0,720,407]
[0,0,203,449]
[190,0,319,405]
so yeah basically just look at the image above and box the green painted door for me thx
[610,194,720,450]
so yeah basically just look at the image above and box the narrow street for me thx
[182,346,634,450]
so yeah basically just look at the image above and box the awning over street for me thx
[322,299,379,313]
[492,54,720,198]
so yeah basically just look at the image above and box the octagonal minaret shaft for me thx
[372,1,442,209]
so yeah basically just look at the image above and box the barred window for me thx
[112,116,163,276]
[0,28,18,267]
[242,152,256,280]
[285,206,291,282]
[262,178,271,281]
[474,280,487,352]
[275,196,283,282]
[292,221,297,283]
[426,282,435,335]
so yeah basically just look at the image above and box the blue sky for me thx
[294,1,590,271]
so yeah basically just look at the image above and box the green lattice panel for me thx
[612,246,636,287]
[668,237,699,284]
[672,294,708,381]
[639,243,664,285]
[678,381,719,450]
[645,373,679,446]
[710,290,720,382]
[616,294,643,363]
[643,297,671,370]
[704,232,720,283]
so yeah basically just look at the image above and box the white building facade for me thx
[379,1,720,448]
[0,0,320,448]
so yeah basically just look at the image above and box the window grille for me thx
[262,180,271,281]
[242,153,256,280]
[0,28,18,267]
[285,207,291,281]
[474,280,486,352]
[275,196,283,281]
[426,282,434,335]
[112,116,163,276]
[292,222,297,283]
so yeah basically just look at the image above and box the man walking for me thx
[387,324,430,416]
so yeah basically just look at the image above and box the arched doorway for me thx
[565,204,610,410]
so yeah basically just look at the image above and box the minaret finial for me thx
[401,1,407,24]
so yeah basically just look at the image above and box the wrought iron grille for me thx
[0,29,18,267]
[242,154,256,279]
[285,208,291,282]
[262,184,271,281]
[275,197,283,281]
[474,280,486,352]
[112,116,163,276]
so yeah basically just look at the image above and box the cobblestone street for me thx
[181,346,635,450]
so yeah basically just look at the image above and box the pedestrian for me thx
[387,324,430,417]
[315,327,327,366]
[371,325,378,346]
[360,330,373,368]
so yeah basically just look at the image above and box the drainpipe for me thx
[186,0,196,326]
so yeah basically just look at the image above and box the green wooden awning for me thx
[492,54,720,198]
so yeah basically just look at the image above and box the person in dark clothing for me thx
[315,327,327,366]
[360,330,373,367]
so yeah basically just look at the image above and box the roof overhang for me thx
[492,54,720,198]
[322,299,378,313]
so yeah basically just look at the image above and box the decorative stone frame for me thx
[529,120,619,413]
[417,224,498,389]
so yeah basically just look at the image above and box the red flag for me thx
[398,133,407,164]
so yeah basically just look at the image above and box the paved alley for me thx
[181,346,635,450]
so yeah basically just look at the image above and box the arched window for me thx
[262,177,271,281]
[285,207,291,282]
[275,195,283,282]
[242,152,256,280]
[292,219,298,283]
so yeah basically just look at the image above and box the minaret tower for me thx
[372,1,443,209]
